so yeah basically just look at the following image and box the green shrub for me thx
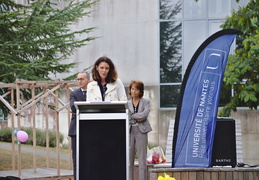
[0,128,12,142]
[0,127,64,148]
[148,143,157,149]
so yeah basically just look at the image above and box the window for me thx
[160,0,182,108]
[159,0,250,108]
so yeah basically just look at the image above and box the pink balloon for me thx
[17,130,28,142]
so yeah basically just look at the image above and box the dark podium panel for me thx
[211,118,237,167]
[75,101,129,180]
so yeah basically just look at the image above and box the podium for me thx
[74,101,129,180]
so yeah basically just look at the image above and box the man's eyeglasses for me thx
[76,78,85,81]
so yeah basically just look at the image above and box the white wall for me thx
[59,0,160,87]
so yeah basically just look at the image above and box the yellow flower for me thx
[157,173,176,180]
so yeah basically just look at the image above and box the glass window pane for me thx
[184,0,207,19]
[160,85,181,107]
[209,21,223,35]
[160,0,182,20]
[160,21,182,83]
[183,20,207,73]
[208,0,231,18]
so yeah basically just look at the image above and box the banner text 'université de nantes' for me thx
[190,49,227,161]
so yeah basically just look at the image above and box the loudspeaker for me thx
[211,118,237,167]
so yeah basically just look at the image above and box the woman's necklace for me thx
[133,98,140,113]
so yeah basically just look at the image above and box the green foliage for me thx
[0,127,12,142]
[0,127,64,147]
[219,0,259,116]
[148,143,157,149]
[0,0,97,83]
[0,0,97,115]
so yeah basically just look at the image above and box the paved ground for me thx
[0,142,70,161]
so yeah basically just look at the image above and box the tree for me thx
[219,0,259,116]
[0,0,97,116]
[0,0,97,83]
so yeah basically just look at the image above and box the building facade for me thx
[59,0,257,165]
[3,0,258,165]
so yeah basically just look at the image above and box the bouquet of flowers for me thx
[157,173,176,180]
[147,146,166,164]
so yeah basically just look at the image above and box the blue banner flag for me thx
[172,29,242,168]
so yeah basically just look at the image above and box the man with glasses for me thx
[68,72,90,180]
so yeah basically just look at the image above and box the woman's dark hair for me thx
[91,56,118,83]
[129,80,144,98]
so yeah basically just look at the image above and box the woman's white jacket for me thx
[86,78,127,102]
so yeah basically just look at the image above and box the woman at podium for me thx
[87,56,127,101]
[128,80,152,180]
